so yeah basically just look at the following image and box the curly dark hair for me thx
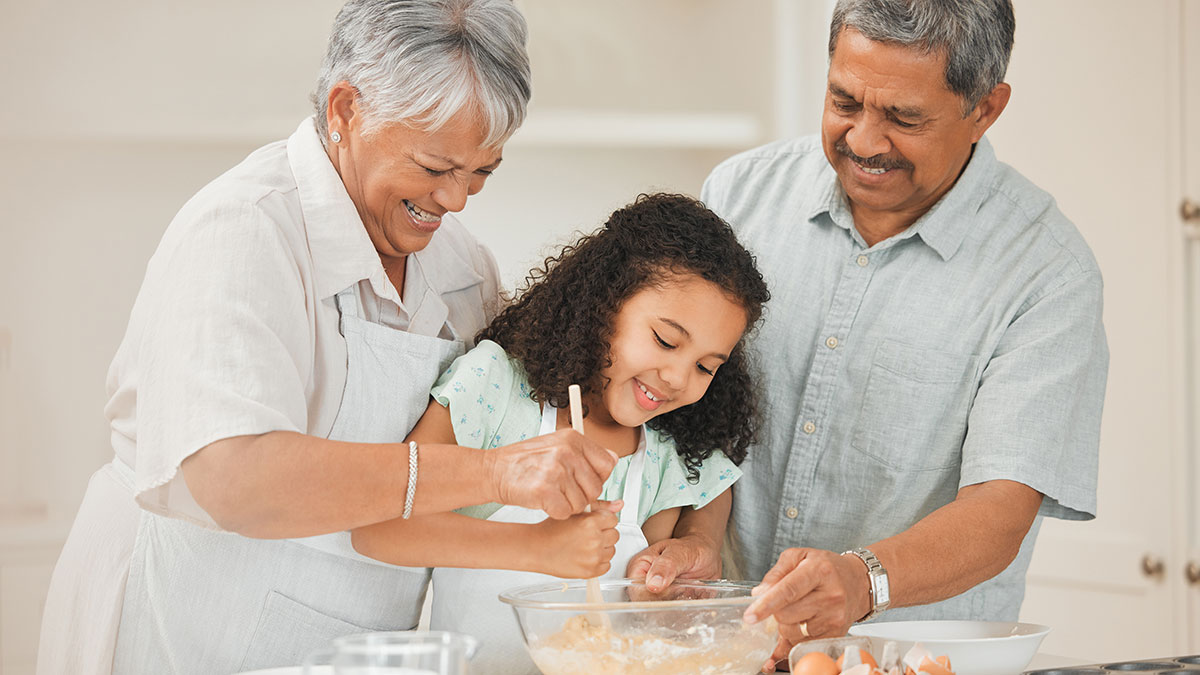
[478,193,770,482]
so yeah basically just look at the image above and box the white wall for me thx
[0,0,1194,671]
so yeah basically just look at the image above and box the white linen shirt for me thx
[702,135,1108,621]
[104,117,502,528]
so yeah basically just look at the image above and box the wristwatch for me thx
[844,547,890,621]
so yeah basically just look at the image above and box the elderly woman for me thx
[37,2,619,673]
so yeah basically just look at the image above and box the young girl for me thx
[351,193,769,673]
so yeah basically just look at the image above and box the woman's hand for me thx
[486,429,619,520]
[531,502,621,578]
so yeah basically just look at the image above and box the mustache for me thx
[834,140,912,171]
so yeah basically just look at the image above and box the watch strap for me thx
[844,547,890,621]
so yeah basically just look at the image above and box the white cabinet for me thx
[1010,0,1200,660]
[1182,0,1200,654]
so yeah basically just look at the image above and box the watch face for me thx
[875,575,890,606]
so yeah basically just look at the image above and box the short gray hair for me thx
[829,0,1014,113]
[313,0,531,148]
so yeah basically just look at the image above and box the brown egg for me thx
[793,651,841,675]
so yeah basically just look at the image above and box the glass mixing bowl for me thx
[499,579,778,675]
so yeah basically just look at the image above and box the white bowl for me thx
[847,620,1050,675]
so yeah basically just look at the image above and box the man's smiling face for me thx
[821,28,995,231]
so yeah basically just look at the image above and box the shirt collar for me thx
[286,116,484,302]
[806,136,998,260]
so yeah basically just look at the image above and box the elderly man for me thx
[629,0,1107,667]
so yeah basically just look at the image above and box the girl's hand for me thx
[487,429,619,520]
[532,501,622,578]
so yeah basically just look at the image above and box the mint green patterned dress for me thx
[430,339,742,523]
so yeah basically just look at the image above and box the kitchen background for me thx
[0,0,1197,672]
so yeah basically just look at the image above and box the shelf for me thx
[510,109,764,149]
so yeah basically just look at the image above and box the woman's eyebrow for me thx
[422,153,503,171]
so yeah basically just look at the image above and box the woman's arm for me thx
[349,398,625,576]
[182,398,618,538]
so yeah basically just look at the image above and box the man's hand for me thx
[745,547,871,671]
[625,533,723,592]
[486,429,618,520]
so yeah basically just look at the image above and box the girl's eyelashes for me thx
[655,328,716,376]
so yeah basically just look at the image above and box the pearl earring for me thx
[330,131,342,143]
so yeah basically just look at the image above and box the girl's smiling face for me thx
[592,274,749,429]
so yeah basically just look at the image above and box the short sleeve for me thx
[430,340,538,520]
[960,270,1108,520]
[126,200,313,527]
[700,162,735,216]
[636,429,742,522]
[430,340,535,451]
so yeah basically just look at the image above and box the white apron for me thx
[37,461,142,675]
[429,403,650,675]
[106,285,464,674]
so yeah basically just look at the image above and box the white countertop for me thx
[237,652,1091,675]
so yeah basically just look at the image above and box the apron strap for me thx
[538,403,646,526]
[538,402,558,436]
[334,285,360,321]
[619,438,646,527]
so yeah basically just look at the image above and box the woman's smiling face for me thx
[326,84,503,261]
[593,274,748,429]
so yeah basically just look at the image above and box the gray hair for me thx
[313,0,531,148]
[829,0,1015,113]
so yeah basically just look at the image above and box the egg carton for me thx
[788,636,917,674]
[1026,654,1200,674]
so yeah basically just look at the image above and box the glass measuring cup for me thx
[302,631,478,675]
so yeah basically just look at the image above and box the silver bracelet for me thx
[402,441,418,519]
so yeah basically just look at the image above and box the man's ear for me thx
[969,82,1011,143]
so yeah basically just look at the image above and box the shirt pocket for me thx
[850,340,979,472]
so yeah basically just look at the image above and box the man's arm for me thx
[747,479,1041,670]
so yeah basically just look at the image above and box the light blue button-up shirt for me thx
[701,135,1108,621]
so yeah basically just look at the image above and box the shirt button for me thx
[856,255,870,267]
[786,507,799,519]
[803,421,816,434]
[825,336,839,349]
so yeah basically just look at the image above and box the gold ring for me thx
[799,621,810,638]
